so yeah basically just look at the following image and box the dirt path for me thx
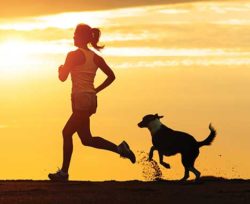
[0,178,249,204]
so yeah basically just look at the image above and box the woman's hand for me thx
[58,65,63,73]
[94,54,115,94]
[58,51,75,82]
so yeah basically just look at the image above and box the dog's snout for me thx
[138,121,144,128]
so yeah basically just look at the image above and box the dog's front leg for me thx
[158,152,171,169]
[148,146,156,161]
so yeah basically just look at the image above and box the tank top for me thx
[70,48,98,94]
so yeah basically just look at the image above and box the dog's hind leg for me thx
[180,154,190,181]
[188,149,201,181]
[158,152,170,169]
[180,168,190,181]
[181,151,200,181]
[189,167,201,181]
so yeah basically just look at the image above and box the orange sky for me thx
[0,0,250,181]
[0,0,208,17]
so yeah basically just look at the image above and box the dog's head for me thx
[138,114,164,128]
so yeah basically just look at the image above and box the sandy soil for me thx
[0,177,249,204]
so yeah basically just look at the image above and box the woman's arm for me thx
[94,55,115,94]
[58,51,76,82]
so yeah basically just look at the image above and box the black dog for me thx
[138,114,216,181]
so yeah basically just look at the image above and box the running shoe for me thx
[118,141,136,163]
[48,169,69,181]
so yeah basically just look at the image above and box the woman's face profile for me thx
[73,30,81,47]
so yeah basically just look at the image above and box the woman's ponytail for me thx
[90,28,104,51]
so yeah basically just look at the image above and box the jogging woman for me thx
[48,24,136,181]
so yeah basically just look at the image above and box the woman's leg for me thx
[61,113,79,173]
[76,112,119,153]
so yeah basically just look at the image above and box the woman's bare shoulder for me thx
[66,49,85,65]
[93,52,105,66]
[67,49,82,58]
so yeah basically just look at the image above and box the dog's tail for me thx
[198,123,216,148]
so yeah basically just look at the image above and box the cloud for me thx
[0,0,219,18]
[1,1,250,72]
[2,1,250,51]
[104,47,238,57]
[114,58,250,69]
[0,124,7,129]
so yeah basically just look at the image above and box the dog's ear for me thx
[155,113,164,119]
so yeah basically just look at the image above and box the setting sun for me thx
[0,38,72,78]
[0,39,32,74]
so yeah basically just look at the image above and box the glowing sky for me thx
[1,1,250,69]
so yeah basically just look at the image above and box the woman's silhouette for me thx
[48,24,136,181]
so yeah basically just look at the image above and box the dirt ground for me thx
[0,177,249,204]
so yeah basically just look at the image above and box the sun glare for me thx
[0,38,58,77]
[0,39,31,68]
